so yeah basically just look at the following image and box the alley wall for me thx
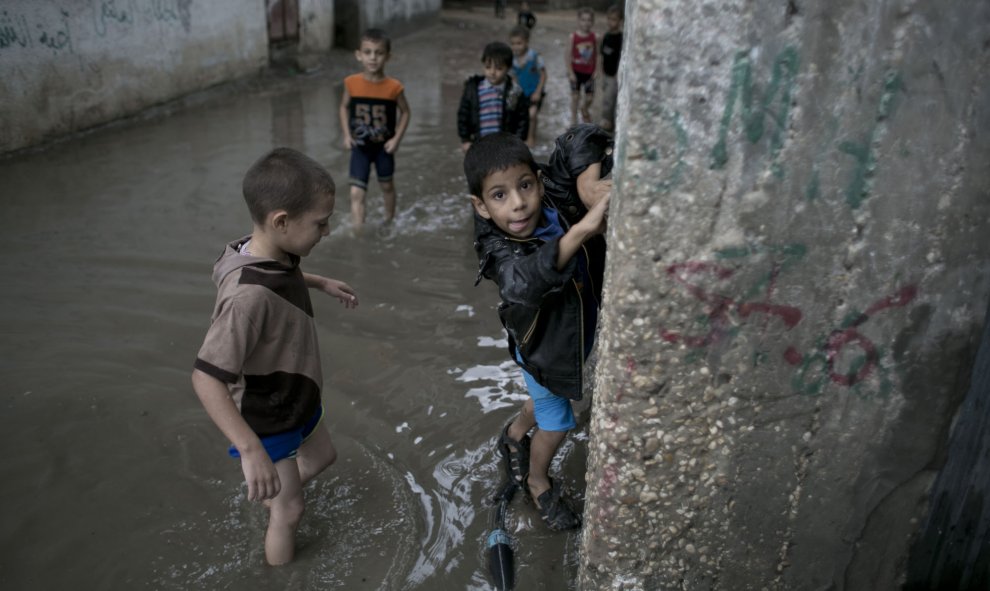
[0,0,270,154]
[580,0,990,589]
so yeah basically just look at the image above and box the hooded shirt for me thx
[194,236,322,437]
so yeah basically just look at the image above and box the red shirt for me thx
[570,31,597,75]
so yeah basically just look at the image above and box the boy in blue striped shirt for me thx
[457,42,530,152]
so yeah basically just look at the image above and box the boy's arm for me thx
[555,192,610,270]
[191,369,280,502]
[385,90,411,154]
[575,162,612,210]
[303,272,359,308]
[534,64,547,102]
[457,81,473,149]
[565,35,576,81]
[339,87,354,148]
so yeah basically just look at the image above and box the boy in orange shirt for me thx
[339,28,411,228]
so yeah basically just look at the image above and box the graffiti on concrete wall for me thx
[693,45,903,211]
[0,0,193,58]
[659,243,918,398]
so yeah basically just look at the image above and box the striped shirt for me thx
[478,79,505,137]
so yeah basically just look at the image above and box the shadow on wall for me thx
[905,294,990,591]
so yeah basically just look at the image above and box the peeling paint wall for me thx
[0,0,268,154]
[580,0,990,589]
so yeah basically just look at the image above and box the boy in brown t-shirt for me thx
[192,148,358,565]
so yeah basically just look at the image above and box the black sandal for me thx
[498,424,531,485]
[531,477,581,531]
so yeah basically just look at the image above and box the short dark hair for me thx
[360,28,390,53]
[509,25,530,41]
[577,7,594,18]
[481,41,513,69]
[606,4,622,17]
[242,148,335,224]
[463,133,538,197]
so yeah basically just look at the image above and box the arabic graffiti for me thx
[659,244,918,398]
[0,1,194,57]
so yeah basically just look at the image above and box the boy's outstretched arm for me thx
[556,192,610,270]
[191,369,281,502]
[385,91,411,154]
[304,272,359,308]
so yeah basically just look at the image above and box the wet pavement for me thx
[0,9,607,590]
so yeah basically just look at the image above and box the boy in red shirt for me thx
[567,8,597,126]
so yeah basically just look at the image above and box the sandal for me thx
[531,477,581,531]
[498,424,531,485]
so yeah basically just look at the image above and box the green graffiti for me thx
[656,107,689,193]
[715,243,807,302]
[840,70,903,209]
[710,47,800,179]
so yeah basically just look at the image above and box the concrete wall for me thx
[334,0,441,50]
[0,0,268,154]
[580,0,990,589]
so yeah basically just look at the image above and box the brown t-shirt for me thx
[194,237,322,437]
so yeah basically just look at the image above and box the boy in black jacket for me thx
[458,42,529,153]
[465,126,612,530]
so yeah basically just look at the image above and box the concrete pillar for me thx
[580,0,990,589]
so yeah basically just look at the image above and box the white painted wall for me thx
[0,0,268,154]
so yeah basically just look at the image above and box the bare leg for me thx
[526,105,539,147]
[581,92,593,124]
[265,458,304,565]
[296,424,336,486]
[380,179,397,224]
[507,398,536,442]
[527,428,567,501]
[570,91,580,127]
[350,185,367,227]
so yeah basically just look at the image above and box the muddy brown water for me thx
[0,10,609,590]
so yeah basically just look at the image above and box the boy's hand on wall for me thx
[580,192,611,237]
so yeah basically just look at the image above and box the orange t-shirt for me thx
[344,74,404,145]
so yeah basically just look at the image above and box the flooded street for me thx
[0,9,600,590]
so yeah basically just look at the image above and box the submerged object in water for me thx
[487,528,514,590]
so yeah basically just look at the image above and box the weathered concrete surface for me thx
[0,0,268,154]
[333,0,441,50]
[581,0,990,589]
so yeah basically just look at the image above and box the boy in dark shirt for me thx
[458,41,530,152]
[465,126,612,530]
[600,5,624,131]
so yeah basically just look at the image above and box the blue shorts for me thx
[515,350,576,432]
[349,143,394,189]
[228,404,324,464]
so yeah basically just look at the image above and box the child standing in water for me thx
[192,148,359,565]
[465,126,613,530]
[566,8,597,125]
[339,28,411,228]
[509,25,547,148]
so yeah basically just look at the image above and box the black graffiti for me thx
[0,10,32,50]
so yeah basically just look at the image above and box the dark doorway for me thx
[266,0,300,46]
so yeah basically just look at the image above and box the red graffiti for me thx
[661,260,802,348]
[660,251,919,394]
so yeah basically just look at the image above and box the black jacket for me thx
[457,74,529,143]
[472,125,612,399]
